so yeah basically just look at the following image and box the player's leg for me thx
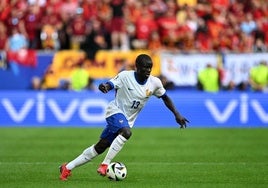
[65,144,100,170]
[97,128,131,176]
[97,113,132,176]
[101,127,131,165]
[59,144,100,181]
[59,137,110,180]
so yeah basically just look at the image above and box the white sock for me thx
[102,135,127,165]
[66,145,98,170]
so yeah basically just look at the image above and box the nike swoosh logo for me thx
[127,88,133,90]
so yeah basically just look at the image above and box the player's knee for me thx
[94,139,110,154]
[120,127,132,140]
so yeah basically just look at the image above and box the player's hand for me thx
[98,83,109,93]
[176,116,189,129]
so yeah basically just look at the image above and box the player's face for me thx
[137,61,153,81]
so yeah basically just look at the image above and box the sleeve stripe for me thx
[107,81,114,89]
[159,92,167,98]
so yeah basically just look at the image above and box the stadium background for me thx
[0,0,267,127]
[0,1,268,187]
[0,50,267,127]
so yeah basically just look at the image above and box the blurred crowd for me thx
[196,61,268,93]
[1,0,268,92]
[1,0,268,59]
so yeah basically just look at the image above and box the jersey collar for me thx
[134,72,147,85]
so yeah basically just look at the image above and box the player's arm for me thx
[98,81,114,93]
[161,94,189,128]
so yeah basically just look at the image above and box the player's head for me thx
[135,54,153,81]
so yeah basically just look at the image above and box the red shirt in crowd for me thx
[23,5,41,40]
[135,9,157,40]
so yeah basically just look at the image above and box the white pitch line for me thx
[0,162,267,165]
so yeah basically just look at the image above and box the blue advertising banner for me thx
[0,91,267,127]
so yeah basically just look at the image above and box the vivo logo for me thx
[205,94,268,123]
[1,93,108,123]
[1,92,267,126]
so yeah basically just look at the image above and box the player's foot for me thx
[97,163,108,176]
[59,163,71,181]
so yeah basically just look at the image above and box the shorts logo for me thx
[119,119,124,124]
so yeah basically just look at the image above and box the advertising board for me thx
[0,91,267,127]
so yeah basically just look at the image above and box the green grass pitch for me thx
[1,127,268,188]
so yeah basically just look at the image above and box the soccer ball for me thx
[106,162,127,181]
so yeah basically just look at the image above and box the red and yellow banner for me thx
[49,50,161,84]
[91,50,161,78]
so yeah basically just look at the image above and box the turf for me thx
[0,127,267,188]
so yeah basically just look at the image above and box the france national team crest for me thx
[146,89,152,97]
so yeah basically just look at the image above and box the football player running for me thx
[59,54,189,181]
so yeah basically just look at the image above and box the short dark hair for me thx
[135,54,152,67]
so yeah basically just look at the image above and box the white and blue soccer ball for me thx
[106,162,127,181]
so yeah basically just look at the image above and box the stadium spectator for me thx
[133,6,158,49]
[57,22,71,50]
[0,22,8,50]
[40,5,62,27]
[210,0,229,12]
[80,0,99,21]
[124,0,142,24]
[60,0,79,22]
[23,4,42,49]
[70,61,89,91]
[195,17,212,52]
[0,0,11,22]
[40,5,62,50]
[5,7,27,37]
[156,1,179,49]
[240,12,257,36]
[148,31,163,51]
[149,0,167,18]
[30,76,42,90]
[28,0,47,7]
[109,0,129,50]
[123,0,143,49]
[221,69,236,91]
[45,0,64,14]
[238,32,254,53]
[40,24,59,50]
[252,18,267,50]
[96,0,112,24]
[5,28,28,51]
[253,38,267,52]
[249,61,268,92]
[197,63,220,92]
[207,12,226,51]
[80,18,109,61]
[184,6,198,33]
[69,8,87,49]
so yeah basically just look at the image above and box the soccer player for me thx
[59,54,189,181]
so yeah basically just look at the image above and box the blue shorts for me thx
[100,113,130,144]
